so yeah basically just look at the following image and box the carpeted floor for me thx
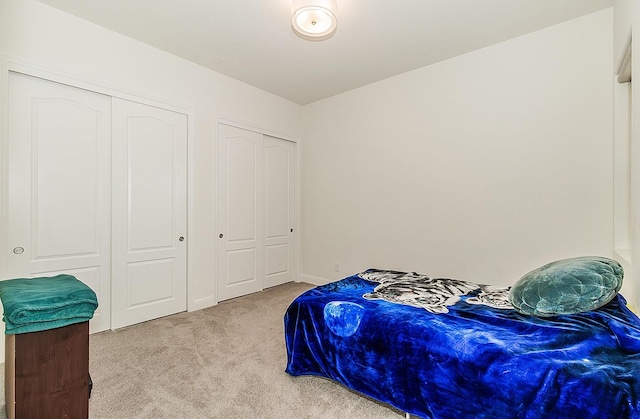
[0,282,405,418]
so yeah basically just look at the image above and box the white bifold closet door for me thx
[3,72,187,333]
[4,72,112,333]
[217,124,295,302]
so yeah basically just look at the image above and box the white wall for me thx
[622,0,640,312]
[0,0,302,311]
[613,0,636,310]
[614,0,634,64]
[301,10,614,287]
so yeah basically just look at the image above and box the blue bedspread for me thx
[284,274,640,418]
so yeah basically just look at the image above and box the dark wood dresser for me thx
[5,321,89,418]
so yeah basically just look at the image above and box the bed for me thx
[284,258,640,418]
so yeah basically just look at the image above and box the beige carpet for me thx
[0,282,405,418]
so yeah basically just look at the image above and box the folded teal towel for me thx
[0,274,98,334]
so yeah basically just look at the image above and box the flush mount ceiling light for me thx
[291,0,338,41]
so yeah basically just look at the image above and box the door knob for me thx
[179,236,184,242]
[219,233,224,238]
[13,247,24,255]
[290,228,293,233]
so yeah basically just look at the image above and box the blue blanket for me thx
[0,274,98,334]
[284,274,640,418]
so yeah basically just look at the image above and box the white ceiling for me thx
[38,0,613,105]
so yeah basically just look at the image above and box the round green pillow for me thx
[509,256,623,317]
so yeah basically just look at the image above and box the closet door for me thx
[2,72,111,333]
[217,124,264,301]
[111,98,187,329]
[264,136,295,288]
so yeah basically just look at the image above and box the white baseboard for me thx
[300,274,332,286]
